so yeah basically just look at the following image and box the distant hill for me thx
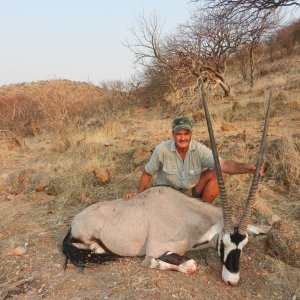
[0,80,124,138]
[0,79,106,101]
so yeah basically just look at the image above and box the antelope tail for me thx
[62,229,118,270]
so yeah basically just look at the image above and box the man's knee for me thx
[195,170,220,203]
[195,170,218,190]
[202,191,219,203]
[201,169,217,181]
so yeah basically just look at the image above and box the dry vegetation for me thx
[0,26,300,300]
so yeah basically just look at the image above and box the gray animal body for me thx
[71,186,222,259]
[63,185,269,284]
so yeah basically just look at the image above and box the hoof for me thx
[179,259,197,274]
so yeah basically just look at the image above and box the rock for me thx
[221,123,235,132]
[13,246,27,256]
[127,128,137,136]
[267,180,277,188]
[84,167,111,186]
[268,214,281,226]
[277,220,293,233]
[80,192,93,203]
[0,173,9,185]
[35,181,49,192]
[248,224,272,234]
[94,168,111,185]
[7,194,17,200]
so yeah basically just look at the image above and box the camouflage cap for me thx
[172,116,192,132]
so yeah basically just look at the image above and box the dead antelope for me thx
[62,90,272,285]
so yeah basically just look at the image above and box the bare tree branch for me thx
[197,0,299,21]
[205,0,300,11]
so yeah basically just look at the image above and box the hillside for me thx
[0,54,299,299]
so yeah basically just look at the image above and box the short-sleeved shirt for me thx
[145,139,215,189]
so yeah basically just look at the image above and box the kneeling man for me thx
[125,116,263,203]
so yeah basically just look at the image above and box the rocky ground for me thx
[0,88,300,299]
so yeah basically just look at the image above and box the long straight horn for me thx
[200,84,232,232]
[239,91,272,233]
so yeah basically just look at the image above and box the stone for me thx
[13,246,27,256]
[221,123,235,132]
[268,214,281,226]
[35,181,49,192]
[94,168,111,185]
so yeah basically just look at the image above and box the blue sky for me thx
[0,0,192,86]
[0,1,299,87]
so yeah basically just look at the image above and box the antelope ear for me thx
[198,223,222,244]
[247,224,272,235]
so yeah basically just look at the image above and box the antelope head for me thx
[200,86,272,285]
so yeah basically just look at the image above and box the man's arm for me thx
[124,171,153,200]
[137,171,153,192]
[220,159,264,176]
[124,144,160,200]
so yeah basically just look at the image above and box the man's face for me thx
[172,129,192,150]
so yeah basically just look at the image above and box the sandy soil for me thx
[0,105,299,300]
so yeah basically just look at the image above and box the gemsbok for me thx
[62,88,272,285]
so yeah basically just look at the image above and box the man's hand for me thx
[220,159,264,176]
[259,163,265,176]
[123,172,153,201]
[124,192,137,200]
[247,162,264,176]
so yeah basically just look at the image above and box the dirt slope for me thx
[0,87,299,299]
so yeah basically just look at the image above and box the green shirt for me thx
[145,139,215,189]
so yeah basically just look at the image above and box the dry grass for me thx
[0,80,130,146]
[266,128,300,190]
[0,48,300,300]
